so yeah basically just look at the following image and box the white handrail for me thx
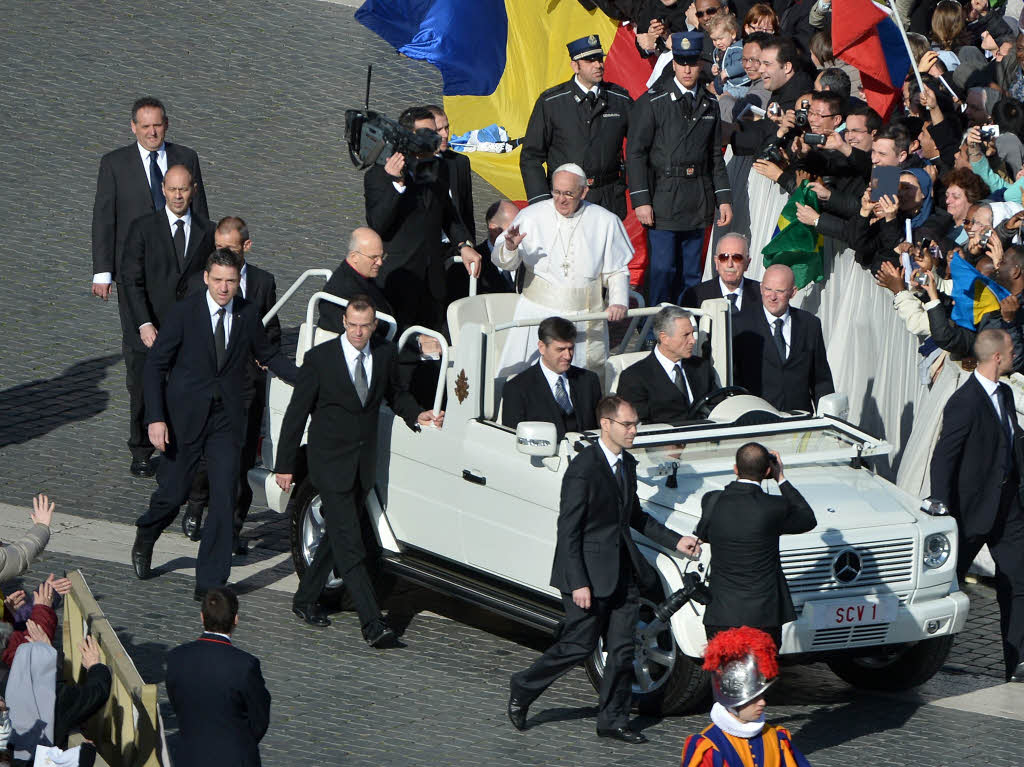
[447,255,479,297]
[397,326,449,416]
[304,293,398,357]
[494,303,708,332]
[615,289,647,354]
[261,268,333,327]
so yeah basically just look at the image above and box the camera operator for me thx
[730,36,814,156]
[364,106,481,333]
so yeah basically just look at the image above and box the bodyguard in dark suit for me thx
[183,218,282,554]
[318,227,394,334]
[930,329,1024,681]
[366,107,481,332]
[426,105,476,242]
[732,264,834,413]
[508,396,700,743]
[166,588,271,767]
[501,317,601,440]
[695,443,816,647]
[618,306,717,426]
[275,296,440,645]
[679,233,762,321]
[91,97,209,476]
[131,249,298,599]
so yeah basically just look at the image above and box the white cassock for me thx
[493,199,633,379]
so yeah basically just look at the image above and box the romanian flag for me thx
[832,0,912,120]
[950,255,1010,330]
[761,181,825,289]
[355,0,655,285]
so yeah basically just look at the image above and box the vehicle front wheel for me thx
[584,596,711,715]
[826,634,955,691]
[287,477,347,602]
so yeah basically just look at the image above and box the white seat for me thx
[604,352,648,395]
[447,293,520,348]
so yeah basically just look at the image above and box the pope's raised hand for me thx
[503,224,526,250]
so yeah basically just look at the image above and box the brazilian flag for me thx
[950,255,1010,330]
[762,181,825,289]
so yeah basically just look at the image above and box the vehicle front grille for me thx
[811,622,892,649]
[782,537,915,596]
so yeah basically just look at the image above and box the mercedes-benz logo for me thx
[832,548,862,584]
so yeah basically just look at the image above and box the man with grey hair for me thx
[680,232,761,321]
[617,305,717,425]
[494,163,633,377]
[318,226,394,333]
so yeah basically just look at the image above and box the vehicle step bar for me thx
[381,551,564,633]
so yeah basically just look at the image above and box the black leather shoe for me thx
[233,537,249,556]
[181,502,204,541]
[507,694,530,731]
[194,587,208,602]
[130,458,156,478]
[365,622,400,648]
[597,727,648,744]
[130,535,153,580]
[1009,661,1024,682]
[293,604,331,627]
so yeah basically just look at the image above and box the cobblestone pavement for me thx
[3,1,1024,765]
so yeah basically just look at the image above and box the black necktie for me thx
[614,459,627,506]
[673,365,691,407]
[149,151,165,210]
[586,91,597,107]
[727,294,738,314]
[173,219,186,268]
[773,318,786,360]
[683,92,695,116]
[214,308,227,369]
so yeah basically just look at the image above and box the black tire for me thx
[826,635,955,691]
[287,477,348,603]
[584,597,711,716]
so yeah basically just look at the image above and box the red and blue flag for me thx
[832,0,912,120]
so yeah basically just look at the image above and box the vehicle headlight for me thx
[923,533,951,569]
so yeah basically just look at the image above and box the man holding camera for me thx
[627,31,733,305]
[364,107,481,334]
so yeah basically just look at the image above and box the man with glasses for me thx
[618,305,717,426]
[319,227,394,334]
[507,395,701,742]
[732,264,834,413]
[681,232,761,320]
[494,164,633,377]
[520,35,633,219]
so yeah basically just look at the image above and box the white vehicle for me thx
[249,272,969,714]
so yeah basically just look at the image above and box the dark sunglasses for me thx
[695,6,720,17]
[716,252,745,263]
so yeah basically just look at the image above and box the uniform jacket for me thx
[550,442,682,597]
[732,306,834,413]
[166,633,271,767]
[695,480,816,628]
[681,722,812,767]
[616,352,716,426]
[275,337,422,494]
[520,78,632,217]
[500,363,601,440]
[627,80,731,231]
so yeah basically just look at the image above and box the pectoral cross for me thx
[562,259,571,277]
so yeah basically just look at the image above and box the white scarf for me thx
[711,701,766,738]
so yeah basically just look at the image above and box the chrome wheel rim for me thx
[593,597,678,694]
[301,494,343,589]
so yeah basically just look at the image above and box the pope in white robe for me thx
[493,164,634,378]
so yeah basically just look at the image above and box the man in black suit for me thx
[166,588,271,767]
[91,97,209,477]
[183,218,282,555]
[501,317,602,440]
[508,395,701,743]
[426,104,475,242]
[617,306,717,425]
[695,443,816,648]
[680,233,761,319]
[446,199,520,301]
[366,107,481,333]
[930,329,1024,681]
[318,227,394,334]
[131,249,298,600]
[275,296,442,645]
[732,264,834,413]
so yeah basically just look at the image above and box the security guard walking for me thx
[520,35,633,219]
[627,31,732,306]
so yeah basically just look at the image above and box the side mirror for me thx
[516,421,559,458]
[816,392,849,421]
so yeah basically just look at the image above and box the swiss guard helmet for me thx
[703,626,779,709]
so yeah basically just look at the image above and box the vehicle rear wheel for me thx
[288,477,347,602]
[584,596,711,715]
[826,635,955,691]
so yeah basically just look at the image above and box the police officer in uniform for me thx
[627,31,732,306]
[520,35,633,219]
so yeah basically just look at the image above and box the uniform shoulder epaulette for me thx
[541,81,574,101]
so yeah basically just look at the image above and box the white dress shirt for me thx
[653,345,694,402]
[674,78,698,99]
[974,369,1004,420]
[764,307,792,359]
[598,436,623,474]
[341,334,373,386]
[206,292,234,347]
[538,361,573,409]
[92,143,170,285]
[575,77,600,98]
[720,278,743,311]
